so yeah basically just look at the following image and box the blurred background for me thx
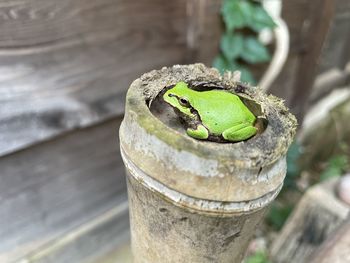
[0,0,349,262]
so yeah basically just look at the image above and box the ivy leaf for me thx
[241,37,271,64]
[249,4,276,32]
[213,55,256,84]
[212,55,236,72]
[267,203,294,231]
[220,33,244,60]
[213,55,234,74]
[221,0,254,31]
[236,64,256,84]
[320,155,348,182]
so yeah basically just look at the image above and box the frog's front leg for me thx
[222,123,257,142]
[187,124,209,140]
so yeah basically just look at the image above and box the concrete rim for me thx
[121,146,283,215]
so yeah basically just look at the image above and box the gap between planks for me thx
[17,201,129,263]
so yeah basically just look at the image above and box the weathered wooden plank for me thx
[23,202,130,263]
[280,0,310,54]
[0,0,187,48]
[268,55,300,102]
[89,243,132,263]
[185,0,221,65]
[318,0,350,73]
[0,117,127,262]
[268,0,310,103]
[289,0,335,122]
[0,0,210,157]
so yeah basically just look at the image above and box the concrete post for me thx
[119,64,297,263]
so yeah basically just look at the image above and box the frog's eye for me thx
[179,97,190,107]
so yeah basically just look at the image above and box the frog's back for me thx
[192,90,256,135]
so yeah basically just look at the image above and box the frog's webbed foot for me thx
[186,124,209,140]
[222,123,257,142]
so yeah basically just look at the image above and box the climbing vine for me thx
[213,0,276,84]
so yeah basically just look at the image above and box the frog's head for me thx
[163,82,195,118]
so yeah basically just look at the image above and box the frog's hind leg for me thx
[222,123,257,142]
[187,124,209,140]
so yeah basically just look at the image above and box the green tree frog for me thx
[163,81,257,142]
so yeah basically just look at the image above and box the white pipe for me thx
[258,0,290,92]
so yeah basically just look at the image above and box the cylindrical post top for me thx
[120,64,297,215]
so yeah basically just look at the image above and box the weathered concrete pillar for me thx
[119,64,297,263]
[271,178,350,263]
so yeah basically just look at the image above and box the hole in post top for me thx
[149,81,268,143]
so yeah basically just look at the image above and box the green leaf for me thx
[241,37,271,64]
[236,64,256,84]
[212,55,256,84]
[220,33,244,60]
[249,4,276,32]
[244,251,271,263]
[212,55,236,74]
[267,203,294,231]
[213,55,228,73]
[221,0,254,31]
[320,155,349,182]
